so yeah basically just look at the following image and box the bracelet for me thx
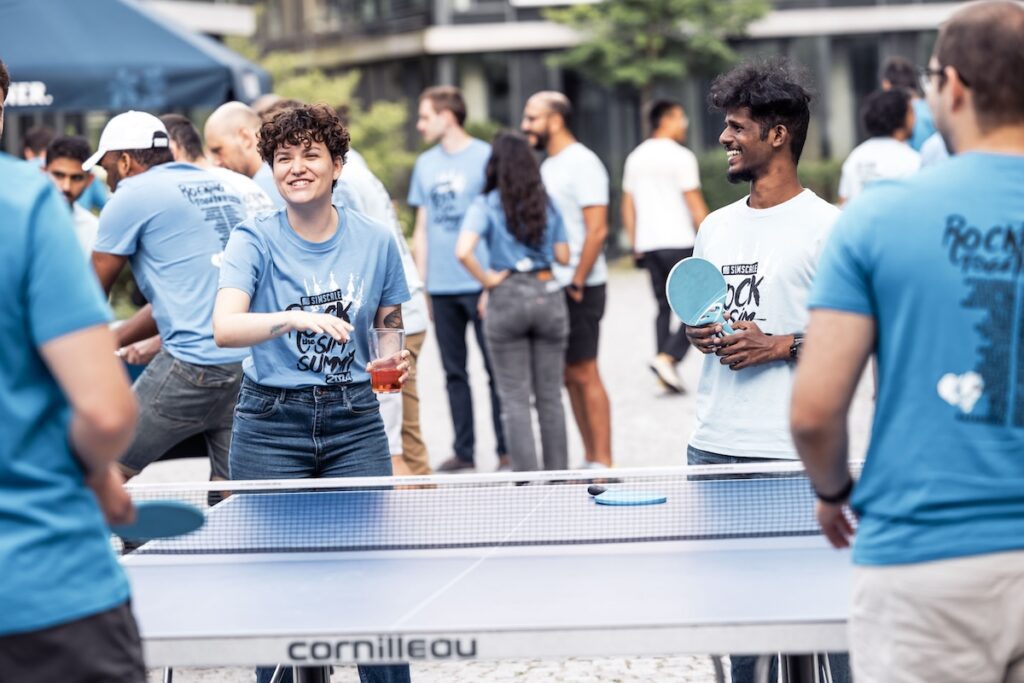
[814,477,854,504]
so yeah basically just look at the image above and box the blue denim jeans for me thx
[121,349,242,480]
[230,377,410,683]
[230,378,393,480]
[686,445,849,683]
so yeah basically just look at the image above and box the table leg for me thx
[293,665,331,683]
[780,654,828,683]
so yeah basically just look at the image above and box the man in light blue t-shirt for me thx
[0,143,143,676]
[87,111,249,488]
[793,4,1024,680]
[409,86,507,472]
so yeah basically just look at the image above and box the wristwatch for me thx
[814,477,854,504]
[789,333,805,360]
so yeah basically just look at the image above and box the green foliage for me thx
[545,0,769,107]
[697,151,842,210]
[465,119,504,143]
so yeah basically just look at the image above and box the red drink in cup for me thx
[368,328,405,394]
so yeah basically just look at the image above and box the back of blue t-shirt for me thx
[407,139,490,295]
[809,152,1024,566]
[219,205,410,388]
[461,190,568,272]
[0,157,129,635]
[95,162,248,366]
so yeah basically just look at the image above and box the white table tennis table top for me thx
[122,469,851,669]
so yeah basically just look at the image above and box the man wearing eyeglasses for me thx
[792,2,1024,681]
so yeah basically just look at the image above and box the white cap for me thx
[83,111,170,171]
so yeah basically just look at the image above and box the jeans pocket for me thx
[234,390,280,420]
[151,360,239,425]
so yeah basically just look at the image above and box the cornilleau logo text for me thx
[288,637,478,662]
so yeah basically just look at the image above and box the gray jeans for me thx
[120,349,243,479]
[484,273,569,471]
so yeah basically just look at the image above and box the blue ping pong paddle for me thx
[665,257,734,334]
[594,490,667,506]
[110,500,204,540]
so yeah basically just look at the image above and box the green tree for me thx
[545,0,769,130]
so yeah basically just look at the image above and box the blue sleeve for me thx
[460,196,491,238]
[808,204,877,317]
[93,188,146,256]
[28,185,111,346]
[576,155,610,207]
[218,223,266,297]
[380,235,411,308]
[407,157,426,208]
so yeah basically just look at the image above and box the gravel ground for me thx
[138,264,873,682]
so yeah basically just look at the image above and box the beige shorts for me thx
[850,550,1024,683]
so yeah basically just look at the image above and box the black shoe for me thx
[437,456,476,473]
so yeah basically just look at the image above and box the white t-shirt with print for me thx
[622,138,701,252]
[838,137,920,203]
[691,189,840,459]
[541,142,610,286]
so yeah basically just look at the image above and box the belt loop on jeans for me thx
[278,386,288,403]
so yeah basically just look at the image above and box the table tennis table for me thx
[121,465,851,682]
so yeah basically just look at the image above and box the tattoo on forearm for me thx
[382,308,403,329]
[270,323,286,337]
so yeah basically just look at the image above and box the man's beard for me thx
[726,167,757,184]
[530,131,549,151]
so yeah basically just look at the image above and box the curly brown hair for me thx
[257,103,350,167]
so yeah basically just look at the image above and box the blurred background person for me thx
[20,124,54,165]
[456,132,570,472]
[43,134,100,255]
[622,99,708,394]
[522,91,613,469]
[880,56,935,151]
[409,85,507,472]
[205,101,285,207]
[838,89,920,206]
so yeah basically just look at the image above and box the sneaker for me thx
[649,355,685,394]
[581,460,610,470]
[495,456,511,473]
[436,456,476,473]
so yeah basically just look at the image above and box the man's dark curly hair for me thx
[258,103,350,171]
[861,89,912,138]
[708,58,813,164]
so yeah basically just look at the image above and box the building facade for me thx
[255,0,960,178]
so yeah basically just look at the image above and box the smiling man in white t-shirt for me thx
[685,57,846,683]
[622,99,709,393]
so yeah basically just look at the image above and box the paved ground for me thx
[139,262,874,682]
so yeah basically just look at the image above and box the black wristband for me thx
[814,477,854,504]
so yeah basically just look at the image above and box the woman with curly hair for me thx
[212,104,411,683]
[455,132,570,471]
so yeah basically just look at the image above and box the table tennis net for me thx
[119,463,859,556]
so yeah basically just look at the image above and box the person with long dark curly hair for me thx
[455,132,570,471]
[212,104,411,683]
